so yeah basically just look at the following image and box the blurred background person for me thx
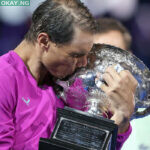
[94,17,150,150]
[81,0,150,69]
[94,18,132,51]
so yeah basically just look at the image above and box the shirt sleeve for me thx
[103,111,132,150]
[0,75,15,149]
[116,123,132,150]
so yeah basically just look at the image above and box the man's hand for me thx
[100,65,138,134]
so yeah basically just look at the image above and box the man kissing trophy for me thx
[39,44,150,150]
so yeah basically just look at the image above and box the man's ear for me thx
[37,33,50,51]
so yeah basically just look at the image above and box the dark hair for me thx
[24,0,96,44]
[96,18,132,50]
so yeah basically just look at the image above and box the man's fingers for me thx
[100,83,108,93]
[102,72,113,86]
[105,66,120,81]
[119,70,138,92]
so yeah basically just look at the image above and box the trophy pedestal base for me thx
[39,107,118,150]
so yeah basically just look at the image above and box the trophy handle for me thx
[132,106,150,119]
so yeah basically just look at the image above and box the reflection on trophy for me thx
[57,44,150,120]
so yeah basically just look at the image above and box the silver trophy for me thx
[57,44,150,120]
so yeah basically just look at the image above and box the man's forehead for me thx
[71,29,94,48]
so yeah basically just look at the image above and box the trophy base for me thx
[39,107,118,150]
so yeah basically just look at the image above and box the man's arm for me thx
[116,123,132,150]
[101,66,138,149]
[101,66,137,132]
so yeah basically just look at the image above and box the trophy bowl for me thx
[57,44,150,120]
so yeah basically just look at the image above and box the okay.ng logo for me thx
[0,0,30,6]
[22,97,30,105]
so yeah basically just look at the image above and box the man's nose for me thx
[77,55,88,68]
